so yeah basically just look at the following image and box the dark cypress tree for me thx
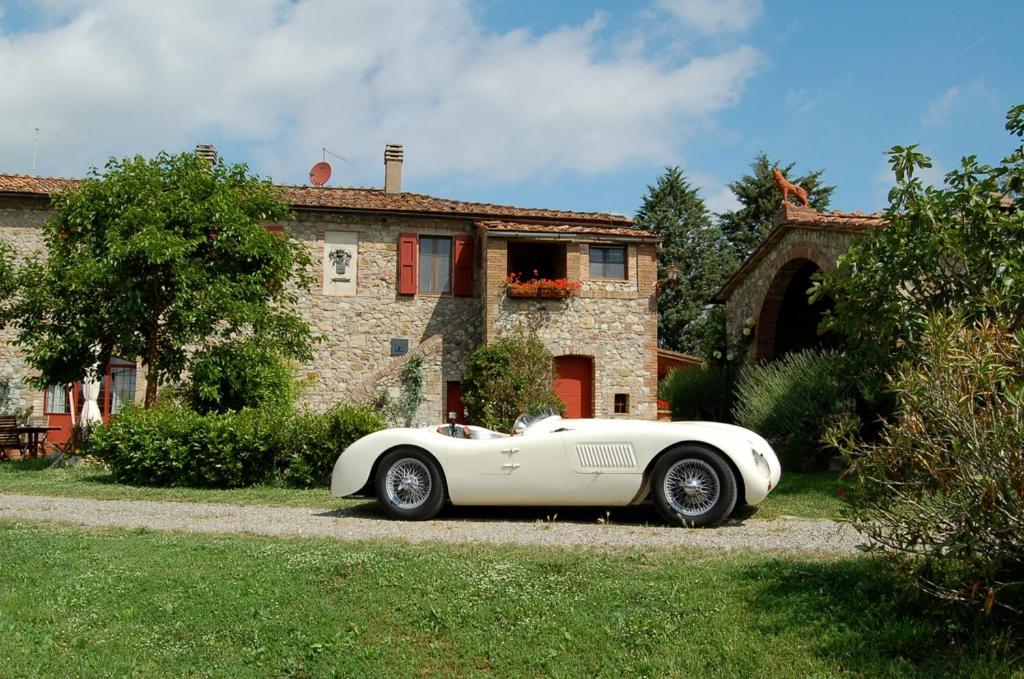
[636,167,737,356]
[718,152,835,260]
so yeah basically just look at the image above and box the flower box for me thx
[505,274,582,299]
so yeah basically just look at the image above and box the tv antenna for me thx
[32,127,74,174]
[309,147,348,186]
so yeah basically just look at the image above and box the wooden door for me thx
[554,356,593,419]
[446,381,466,423]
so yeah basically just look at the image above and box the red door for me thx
[446,381,466,423]
[554,356,593,419]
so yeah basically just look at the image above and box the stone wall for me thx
[482,234,659,419]
[723,227,859,363]
[0,198,50,413]
[284,211,482,422]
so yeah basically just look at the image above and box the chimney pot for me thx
[194,144,218,166]
[384,143,403,195]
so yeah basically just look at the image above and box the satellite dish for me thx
[309,161,331,186]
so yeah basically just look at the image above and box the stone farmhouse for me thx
[0,145,659,445]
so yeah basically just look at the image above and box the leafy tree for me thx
[461,332,563,432]
[8,152,316,407]
[635,167,737,355]
[816,104,1024,379]
[718,153,835,259]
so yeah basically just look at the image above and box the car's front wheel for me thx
[651,446,737,527]
[374,448,446,520]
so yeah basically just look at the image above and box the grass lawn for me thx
[0,522,1018,678]
[0,458,847,520]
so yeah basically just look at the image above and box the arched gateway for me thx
[712,203,885,364]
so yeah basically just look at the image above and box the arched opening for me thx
[756,259,833,362]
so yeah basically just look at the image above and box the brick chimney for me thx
[194,143,218,166]
[384,143,403,195]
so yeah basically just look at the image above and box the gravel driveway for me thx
[0,493,862,554]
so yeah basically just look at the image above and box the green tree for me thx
[635,167,736,355]
[817,104,1024,379]
[9,152,317,407]
[461,332,563,432]
[719,153,835,259]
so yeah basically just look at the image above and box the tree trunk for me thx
[143,334,160,408]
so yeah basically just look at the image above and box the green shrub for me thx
[835,315,1024,616]
[182,340,300,415]
[88,403,384,488]
[733,349,855,471]
[462,332,564,432]
[659,365,732,422]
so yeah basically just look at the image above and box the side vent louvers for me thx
[576,443,637,470]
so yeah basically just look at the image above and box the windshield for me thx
[519,407,560,429]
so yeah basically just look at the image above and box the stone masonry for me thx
[713,204,885,363]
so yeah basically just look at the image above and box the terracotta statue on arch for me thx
[772,166,810,208]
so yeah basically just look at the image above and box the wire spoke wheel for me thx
[384,458,433,510]
[663,458,721,517]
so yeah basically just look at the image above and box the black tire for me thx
[651,445,737,528]
[374,448,446,521]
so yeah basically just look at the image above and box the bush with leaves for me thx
[659,365,732,423]
[733,349,856,471]
[462,332,564,432]
[818,104,1024,385]
[181,340,301,415]
[88,402,384,488]
[374,355,425,427]
[832,315,1024,616]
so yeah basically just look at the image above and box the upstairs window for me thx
[418,236,452,294]
[507,241,567,280]
[589,245,626,280]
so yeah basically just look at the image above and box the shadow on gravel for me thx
[316,500,765,529]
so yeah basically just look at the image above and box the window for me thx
[589,245,627,279]
[507,241,567,280]
[45,385,72,414]
[418,236,452,294]
[613,393,629,414]
[107,363,138,415]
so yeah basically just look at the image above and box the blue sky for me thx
[1,1,1021,218]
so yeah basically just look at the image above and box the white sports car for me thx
[331,409,782,527]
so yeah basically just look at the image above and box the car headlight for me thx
[751,448,770,477]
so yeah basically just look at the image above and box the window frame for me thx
[418,235,454,295]
[589,245,628,280]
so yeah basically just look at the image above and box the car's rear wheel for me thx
[652,445,737,527]
[374,448,446,520]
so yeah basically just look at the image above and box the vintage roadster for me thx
[331,409,781,527]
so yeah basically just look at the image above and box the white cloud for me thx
[0,0,762,188]
[922,81,997,128]
[922,86,961,128]
[658,0,762,36]
[785,88,818,115]
[690,172,740,214]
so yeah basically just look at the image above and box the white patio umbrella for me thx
[79,373,102,426]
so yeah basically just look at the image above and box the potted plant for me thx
[506,273,581,299]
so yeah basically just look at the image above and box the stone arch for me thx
[754,242,834,362]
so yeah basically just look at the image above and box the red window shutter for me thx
[452,234,474,297]
[266,225,284,233]
[398,233,418,295]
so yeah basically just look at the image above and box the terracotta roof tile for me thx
[477,219,657,240]
[0,173,631,226]
[772,203,886,229]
